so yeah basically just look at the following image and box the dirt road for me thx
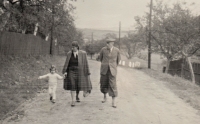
[2,59,200,124]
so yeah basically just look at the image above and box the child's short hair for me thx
[50,65,56,72]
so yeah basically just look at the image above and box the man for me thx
[99,37,121,108]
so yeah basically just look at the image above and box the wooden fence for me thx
[168,58,200,85]
[0,32,50,56]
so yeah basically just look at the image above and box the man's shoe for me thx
[51,99,56,103]
[71,102,75,107]
[112,103,117,108]
[50,96,52,101]
[112,105,117,108]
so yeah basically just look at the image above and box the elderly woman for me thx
[62,41,92,107]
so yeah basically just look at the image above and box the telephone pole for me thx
[148,0,153,69]
[91,32,93,42]
[119,21,121,49]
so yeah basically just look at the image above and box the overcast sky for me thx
[69,0,200,31]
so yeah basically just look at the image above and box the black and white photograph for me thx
[1,0,200,123]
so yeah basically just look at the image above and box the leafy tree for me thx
[135,0,200,83]
[84,42,96,59]
[83,37,107,59]
[0,0,79,55]
[0,0,44,32]
[162,3,200,83]
[120,33,146,59]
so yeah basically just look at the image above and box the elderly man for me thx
[99,37,121,108]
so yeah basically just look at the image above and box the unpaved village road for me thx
[2,58,200,124]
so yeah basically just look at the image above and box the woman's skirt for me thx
[64,66,92,92]
[66,66,79,91]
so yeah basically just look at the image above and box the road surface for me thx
[2,59,200,124]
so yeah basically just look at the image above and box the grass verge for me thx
[0,55,63,121]
[140,68,200,113]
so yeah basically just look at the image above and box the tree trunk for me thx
[22,28,26,34]
[45,33,49,41]
[165,59,171,73]
[54,38,57,46]
[34,23,39,36]
[181,62,184,78]
[186,57,195,83]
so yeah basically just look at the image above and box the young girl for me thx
[38,65,63,103]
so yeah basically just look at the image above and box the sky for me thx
[69,0,200,31]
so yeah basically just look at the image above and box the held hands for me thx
[63,72,67,78]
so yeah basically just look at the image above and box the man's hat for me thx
[105,37,116,43]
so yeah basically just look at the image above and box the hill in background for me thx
[78,28,132,41]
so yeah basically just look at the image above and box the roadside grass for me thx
[0,55,63,121]
[133,52,200,112]
[120,52,200,113]
[140,68,200,112]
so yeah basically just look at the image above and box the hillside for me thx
[77,28,131,41]
[0,55,62,121]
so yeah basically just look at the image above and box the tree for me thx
[161,2,200,83]
[83,37,107,59]
[84,42,96,59]
[0,0,79,55]
[0,0,45,32]
[135,0,200,83]
[120,33,146,59]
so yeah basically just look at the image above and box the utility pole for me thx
[119,21,121,49]
[91,32,93,42]
[89,32,93,59]
[148,0,153,69]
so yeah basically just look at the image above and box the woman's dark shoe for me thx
[76,97,80,102]
[102,98,107,103]
[83,91,90,97]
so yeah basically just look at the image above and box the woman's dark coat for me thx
[62,50,92,91]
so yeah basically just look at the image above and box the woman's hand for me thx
[64,72,67,77]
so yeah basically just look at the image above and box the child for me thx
[38,65,63,103]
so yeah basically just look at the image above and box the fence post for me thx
[181,60,184,78]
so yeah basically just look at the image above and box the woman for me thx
[62,41,92,107]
